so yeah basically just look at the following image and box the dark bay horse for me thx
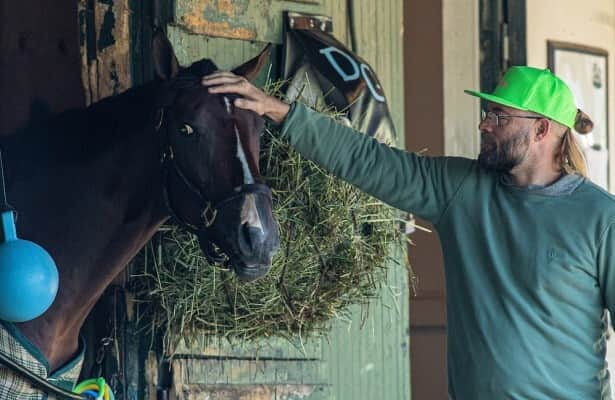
[0,32,279,378]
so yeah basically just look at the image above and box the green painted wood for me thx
[164,1,409,399]
[173,383,326,399]
[173,335,323,359]
[168,26,266,69]
[314,2,409,400]
[173,0,321,43]
[175,358,323,385]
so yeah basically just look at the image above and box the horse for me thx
[0,31,279,397]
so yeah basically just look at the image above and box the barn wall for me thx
[318,2,409,399]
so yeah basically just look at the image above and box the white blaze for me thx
[235,125,263,233]
[235,126,254,184]
[241,194,264,232]
[223,96,232,114]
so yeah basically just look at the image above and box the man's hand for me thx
[202,72,291,124]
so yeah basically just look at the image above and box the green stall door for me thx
[133,1,409,399]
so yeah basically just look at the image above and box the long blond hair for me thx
[557,109,593,177]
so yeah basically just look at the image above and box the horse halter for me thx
[154,106,272,238]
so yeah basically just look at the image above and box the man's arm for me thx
[279,102,474,222]
[202,72,475,223]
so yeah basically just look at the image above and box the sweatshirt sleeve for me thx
[279,102,475,224]
[597,220,615,330]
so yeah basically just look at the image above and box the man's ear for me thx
[535,119,550,141]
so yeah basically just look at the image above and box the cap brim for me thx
[464,90,530,112]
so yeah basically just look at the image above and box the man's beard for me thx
[478,129,530,172]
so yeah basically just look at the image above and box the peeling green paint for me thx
[202,0,250,19]
[199,0,256,37]
[98,2,116,50]
[175,0,318,43]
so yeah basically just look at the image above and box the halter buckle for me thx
[202,202,218,227]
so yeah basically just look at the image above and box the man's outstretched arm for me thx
[202,72,475,224]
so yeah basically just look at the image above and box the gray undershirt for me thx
[500,173,585,196]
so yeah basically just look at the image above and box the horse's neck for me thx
[8,81,169,370]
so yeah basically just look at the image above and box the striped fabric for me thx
[0,321,84,400]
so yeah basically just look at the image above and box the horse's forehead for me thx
[176,85,213,105]
[169,88,262,143]
[170,88,222,120]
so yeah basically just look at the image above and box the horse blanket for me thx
[0,321,84,399]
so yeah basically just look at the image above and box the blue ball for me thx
[0,239,58,322]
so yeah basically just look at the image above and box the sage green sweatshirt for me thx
[280,102,615,400]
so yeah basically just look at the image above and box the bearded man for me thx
[203,66,613,400]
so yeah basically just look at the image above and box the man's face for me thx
[478,104,533,172]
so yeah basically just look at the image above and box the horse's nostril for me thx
[242,224,265,249]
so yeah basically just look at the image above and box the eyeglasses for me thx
[480,109,544,127]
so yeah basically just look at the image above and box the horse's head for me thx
[151,32,279,281]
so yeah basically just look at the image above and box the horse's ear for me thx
[152,30,180,80]
[232,44,272,82]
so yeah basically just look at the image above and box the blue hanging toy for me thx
[0,150,58,322]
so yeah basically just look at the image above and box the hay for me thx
[129,86,409,354]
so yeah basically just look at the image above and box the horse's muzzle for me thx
[232,193,279,280]
[199,187,279,281]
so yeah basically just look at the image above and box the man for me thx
[203,66,614,399]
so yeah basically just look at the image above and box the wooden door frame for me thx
[480,0,527,92]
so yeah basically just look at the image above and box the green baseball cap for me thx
[465,66,577,129]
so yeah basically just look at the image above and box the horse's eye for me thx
[179,123,194,136]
